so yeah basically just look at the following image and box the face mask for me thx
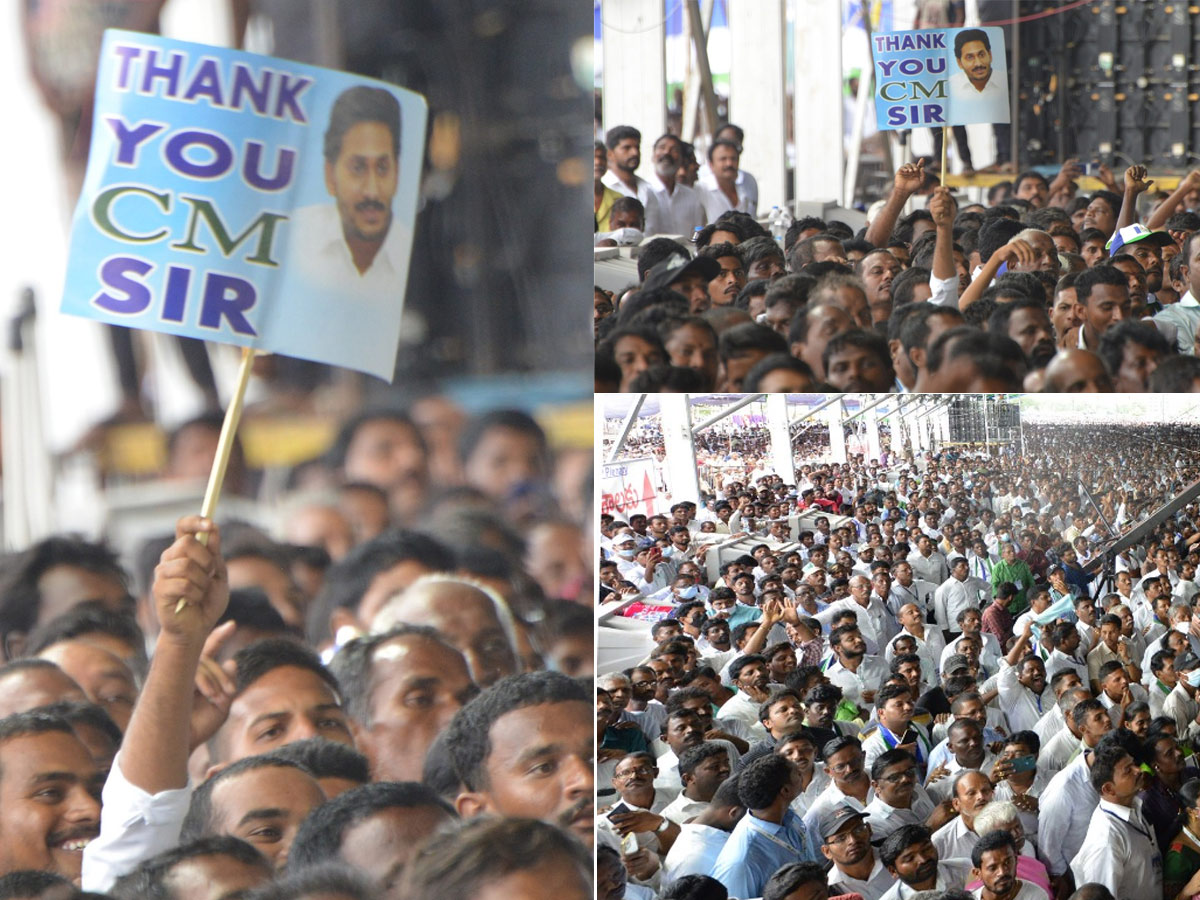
[616,548,635,559]
[1187,668,1200,689]
[677,584,699,600]
[661,546,674,558]
[1176,621,1191,635]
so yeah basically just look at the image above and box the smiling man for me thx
[0,711,104,884]
[949,30,1006,109]
[293,87,409,289]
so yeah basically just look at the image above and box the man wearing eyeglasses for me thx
[821,804,895,900]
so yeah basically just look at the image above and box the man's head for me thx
[1043,348,1114,392]
[371,575,519,687]
[323,87,402,246]
[605,125,640,176]
[212,639,352,766]
[955,29,993,89]
[971,831,1018,898]
[330,626,476,783]
[823,329,896,392]
[287,781,456,894]
[181,756,327,870]
[707,139,741,187]
[1097,320,1169,393]
[0,712,103,883]
[880,824,939,888]
[110,836,273,900]
[445,672,592,845]
[398,818,591,900]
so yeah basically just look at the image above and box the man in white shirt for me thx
[930,771,994,861]
[821,805,896,900]
[824,625,890,710]
[660,778,745,881]
[864,750,937,845]
[888,563,938,618]
[698,123,759,214]
[1037,744,1100,883]
[909,536,950,589]
[600,125,662,228]
[1070,738,1163,900]
[817,575,897,650]
[698,138,755,221]
[969,831,1046,900]
[996,623,1050,733]
[878,823,972,900]
[933,557,989,637]
[660,743,732,825]
[646,133,707,238]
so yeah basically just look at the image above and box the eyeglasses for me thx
[828,755,865,774]
[881,767,918,784]
[827,823,870,844]
[616,766,655,779]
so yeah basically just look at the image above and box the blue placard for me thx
[61,30,428,381]
[872,27,1010,130]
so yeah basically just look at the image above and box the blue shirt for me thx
[710,808,815,898]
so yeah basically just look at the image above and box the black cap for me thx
[643,254,722,294]
[819,803,869,841]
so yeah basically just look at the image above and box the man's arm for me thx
[959,239,1036,311]
[1115,165,1153,234]
[82,518,235,892]
[1046,159,1083,203]
[1005,620,1033,668]
[865,160,926,248]
[928,186,959,306]
[1148,170,1200,232]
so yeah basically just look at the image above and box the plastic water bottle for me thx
[769,206,786,245]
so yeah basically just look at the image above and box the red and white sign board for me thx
[600,457,659,519]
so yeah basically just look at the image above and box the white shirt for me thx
[660,792,712,825]
[878,860,974,900]
[715,691,770,741]
[1161,681,1200,741]
[817,597,897,648]
[1038,750,1099,876]
[646,172,708,238]
[888,579,939,618]
[931,815,980,861]
[971,881,1047,900]
[933,575,990,634]
[863,788,936,844]
[698,165,759,213]
[925,750,998,803]
[654,741,738,794]
[1037,727,1083,774]
[1044,649,1088,685]
[909,550,950,586]
[1070,799,1162,900]
[82,753,193,892]
[789,768,833,819]
[698,180,756,221]
[993,768,1052,845]
[997,661,1050,733]
[885,629,946,685]
[825,654,890,707]
[662,823,729,882]
[828,856,895,900]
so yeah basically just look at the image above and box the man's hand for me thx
[189,620,238,751]
[762,596,783,625]
[894,159,926,196]
[927,762,951,784]
[599,748,627,763]
[1123,165,1154,196]
[153,516,229,647]
[994,238,1036,269]
[1096,163,1118,192]
[623,849,659,880]
[610,811,665,836]
[930,186,956,229]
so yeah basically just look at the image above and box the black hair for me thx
[306,529,453,645]
[638,237,692,281]
[324,86,401,162]
[1097,321,1170,379]
[718,323,788,363]
[233,638,341,698]
[870,748,916,782]
[445,672,588,791]
[891,265,932,307]
[978,218,1024,261]
[1151,356,1200,392]
[271,737,371,787]
[181,754,314,842]
[288,781,455,872]
[247,864,375,900]
[0,536,130,643]
[110,836,270,900]
[398,818,591,900]
[458,410,547,468]
[216,587,292,636]
[879,823,933,868]
[605,125,641,151]
[739,236,786,269]
[660,875,729,900]
[743,354,815,391]
[987,295,1050,337]
[729,654,768,683]
[25,602,146,671]
[822,328,893,376]
[955,29,991,58]
[737,755,795,809]
[707,137,741,162]
[36,700,123,756]
[971,829,1017,868]
[762,862,828,900]
[0,871,77,900]
[679,742,729,780]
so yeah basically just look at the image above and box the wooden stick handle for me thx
[940,126,948,187]
[176,345,255,613]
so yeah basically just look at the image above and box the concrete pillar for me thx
[865,403,882,463]
[728,0,787,211]
[793,0,844,205]
[659,394,701,504]
[826,401,847,463]
[601,0,667,182]
[766,393,797,484]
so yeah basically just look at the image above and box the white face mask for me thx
[616,548,635,559]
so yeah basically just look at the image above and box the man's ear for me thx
[455,790,491,820]
[324,160,336,196]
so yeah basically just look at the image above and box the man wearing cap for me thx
[1158,230,1200,353]
[642,255,723,314]
[710,755,817,899]
[1162,651,1200,743]
[821,804,894,900]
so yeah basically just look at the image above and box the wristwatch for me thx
[655,816,671,833]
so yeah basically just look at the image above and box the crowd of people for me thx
[0,396,593,900]
[597,418,1200,900]
[594,121,1200,394]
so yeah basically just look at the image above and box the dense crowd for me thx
[0,398,592,900]
[594,122,1200,394]
[597,421,1200,900]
